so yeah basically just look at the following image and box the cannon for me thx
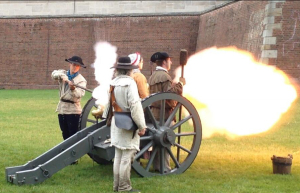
[5,92,202,185]
[5,85,202,185]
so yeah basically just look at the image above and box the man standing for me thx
[92,52,149,119]
[51,56,87,143]
[107,56,146,192]
[148,52,185,172]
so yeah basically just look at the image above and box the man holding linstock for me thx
[51,56,87,146]
[148,51,186,173]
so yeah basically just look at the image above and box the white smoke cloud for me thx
[92,41,117,106]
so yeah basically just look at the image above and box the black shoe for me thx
[128,189,141,193]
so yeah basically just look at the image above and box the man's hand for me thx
[61,75,68,82]
[138,128,146,136]
[91,105,104,119]
[52,70,64,80]
[68,81,76,90]
[179,77,186,86]
[62,76,75,90]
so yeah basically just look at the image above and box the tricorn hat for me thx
[65,56,86,68]
[150,52,171,63]
[111,56,139,69]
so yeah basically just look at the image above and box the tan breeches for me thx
[113,148,137,192]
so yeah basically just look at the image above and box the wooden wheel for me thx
[79,97,112,164]
[132,92,202,177]
[79,97,98,130]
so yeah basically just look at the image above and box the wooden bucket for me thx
[271,154,293,174]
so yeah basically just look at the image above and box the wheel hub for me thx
[153,126,176,147]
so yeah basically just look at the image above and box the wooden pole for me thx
[177,49,188,161]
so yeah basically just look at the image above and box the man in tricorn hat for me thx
[51,56,87,164]
[103,56,146,192]
[148,51,185,173]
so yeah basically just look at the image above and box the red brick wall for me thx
[196,1,300,82]
[273,1,300,79]
[2,1,300,90]
[0,16,199,89]
[196,1,268,60]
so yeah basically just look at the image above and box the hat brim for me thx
[65,59,86,68]
[110,64,139,69]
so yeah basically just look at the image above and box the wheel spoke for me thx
[145,106,159,129]
[177,105,183,161]
[165,102,181,127]
[174,143,192,154]
[159,99,166,126]
[159,148,165,174]
[87,119,97,124]
[145,147,158,171]
[140,135,154,141]
[166,147,180,168]
[170,115,193,130]
[135,141,154,160]
[175,132,196,137]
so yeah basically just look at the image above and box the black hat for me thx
[65,56,86,68]
[111,56,139,69]
[150,52,171,62]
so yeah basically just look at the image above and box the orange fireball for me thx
[174,47,297,138]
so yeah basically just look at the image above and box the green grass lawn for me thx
[0,90,299,193]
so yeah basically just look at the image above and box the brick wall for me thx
[272,1,300,79]
[0,16,199,89]
[2,1,300,89]
[196,1,300,82]
[196,1,268,60]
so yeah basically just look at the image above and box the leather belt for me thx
[60,99,75,104]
